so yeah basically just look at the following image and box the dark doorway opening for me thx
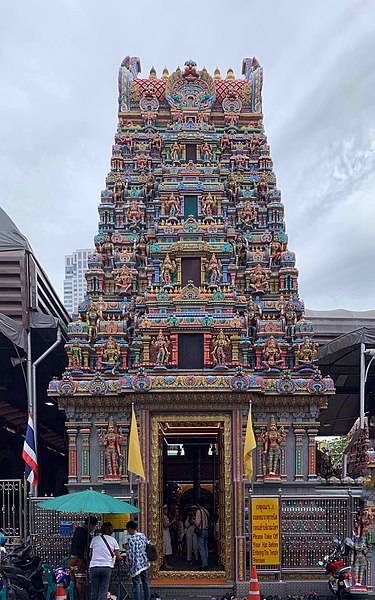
[184,195,198,219]
[178,334,204,369]
[181,258,201,287]
[186,144,197,163]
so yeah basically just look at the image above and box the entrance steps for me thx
[150,583,233,600]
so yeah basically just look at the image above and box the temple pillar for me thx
[204,333,211,366]
[231,333,240,364]
[294,427,305,481]
[67,426,78,484]
[80,425,91,483]
[170,333,178,366]
[307,428,319,480]
[280,424,288,480]
[255,426,264,482]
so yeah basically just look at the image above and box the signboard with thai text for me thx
[251,497,280,565]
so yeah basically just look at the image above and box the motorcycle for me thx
[0,544,45,599]
[319,537,354,599]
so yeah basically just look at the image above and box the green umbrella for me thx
[38,488,140,514]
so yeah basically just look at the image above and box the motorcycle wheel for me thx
[328,580,341,598]
[7,585,29,600]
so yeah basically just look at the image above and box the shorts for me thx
[68,556,86,583]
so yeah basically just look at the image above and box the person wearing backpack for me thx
[126,520,151,600]
[89,521,122,600]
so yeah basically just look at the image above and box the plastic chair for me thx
[62,557,76,600]
[62,556,69,570]
[42,564,56,600]
[0,588,7,599]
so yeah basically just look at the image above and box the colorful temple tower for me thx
[49,57,338,589]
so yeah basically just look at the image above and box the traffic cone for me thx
[56,583,67,599]
[248,565,260,600]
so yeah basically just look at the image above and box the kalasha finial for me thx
[214,67,221,80]
[162,67,169,79]
[149,66,157,79]
[226,67,235,80]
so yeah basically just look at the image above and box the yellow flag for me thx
[244,404,256,481]
[128,406,145,479]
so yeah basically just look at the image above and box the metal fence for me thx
[0,479,25,545]
[246,493,362,579]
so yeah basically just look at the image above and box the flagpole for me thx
[130,402,134,508]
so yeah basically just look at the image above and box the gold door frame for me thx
[149,412,233,581]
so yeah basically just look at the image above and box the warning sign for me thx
[251,498,280,565]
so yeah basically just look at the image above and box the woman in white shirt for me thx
[89,522,122,600]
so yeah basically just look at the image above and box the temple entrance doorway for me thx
[149,413,233,581]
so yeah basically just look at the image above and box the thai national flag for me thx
[22,411,38,486]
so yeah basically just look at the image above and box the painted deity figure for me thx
[123,297,136,342]
[235,234,248,266]
[211,329,230,366]
[284,300,297,340]
[246,297,262,339]
[165,192,180,217]
[114,176,125,204]
[102,337,121,374]
[151,131,162,153]
[127,200,142,223]
[152,330,170,366]
[161,253,177,286]
[101,236,115,268]
[99,417,124,478]
[202,192,216,217]
[262,335,281,371]
[240,202,257,228]
[201,142,212,163]
[86,301,99,343]
[295,337,318,365]
[220,132,230,153]
[206,253,222,285]
[261,415,285,477]
[69,339,82,369]
[250,264,267,293]
[171,141,181,164]
[134,234,148,267]
[352,537,369,587]
[249,133,260,155]
[115,264,133,293]
[269,233,282,266]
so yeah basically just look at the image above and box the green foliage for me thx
[326,436,347,468]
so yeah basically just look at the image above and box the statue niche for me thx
[260,415,286,480]
[99,417,124,479]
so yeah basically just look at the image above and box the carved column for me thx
[80,425,91,483]
[294,427,305,481]
[97,423,106,482]
[204,333,211,366]
[308,428,319,480]
[255,426,264,482]
[143,334,151,365]
[67,426,78,484]
[280,424,288,480]
[170,334,178,366]
[119,421,129,482]
[231,334,240,364]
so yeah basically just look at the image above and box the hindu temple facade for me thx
[48,56,365,592]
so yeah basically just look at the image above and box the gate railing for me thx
[0,479,25,546]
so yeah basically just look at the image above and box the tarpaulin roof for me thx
[0,206,33,252]
[0,312,59,353]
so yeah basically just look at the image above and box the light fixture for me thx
[365,349,375,357]
[45,401,54,406]
[11,357,26,367]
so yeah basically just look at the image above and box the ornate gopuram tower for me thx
[49,57,341,591]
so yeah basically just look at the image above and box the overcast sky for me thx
[1,0,375,311]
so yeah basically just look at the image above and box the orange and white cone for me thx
[248,565,260,600]
[56,583,67,599]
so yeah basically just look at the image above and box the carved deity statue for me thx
[152,330,170,366]
[151,131,162,153]
[234,234,248,266]
[201,142,212,163]
[295,337,318,365]
[145,172,156,199]
[161,253,177,286]
[99,417,124,478]
[246,297,262,339]
[127,200,142,223]
[134,234,148,267]
[250,264,267,293]
[206,253,222,285]
[211,329,230,366]
[202,192,216,217]
[262,335,281,371]
[249,133,260,155]
[352,537,369,587]
[284,300,297,340]
[269,233,282,266]
[86,301,99,343]
[101,236,115,268]
[115,264,133,293]
[123,297,136,342]
[69,339,82,369]
[261,416,285,477]
[165,192,180,217]
[102,337,121,374]
[240,202,257,228]
[257,173,269,200]
[171,141,181,163]
[220,132,230,153]
[114,176,126,204]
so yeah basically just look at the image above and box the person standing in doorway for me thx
[185,510,198,565]
[125,521,150,600]
[89,522,122,600]
[68,516,98,600]
[195,499,210,570]
[162,504,176,569]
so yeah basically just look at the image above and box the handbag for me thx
[146,541,159,561]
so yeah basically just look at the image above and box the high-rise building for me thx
[63,249,92,315]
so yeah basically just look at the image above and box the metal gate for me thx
[0,479,25,545]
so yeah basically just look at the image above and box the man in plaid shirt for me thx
[126,521,150,600]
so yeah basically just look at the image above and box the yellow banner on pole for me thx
[251,497,280,565]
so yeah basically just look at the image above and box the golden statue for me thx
[295,337,318,365]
